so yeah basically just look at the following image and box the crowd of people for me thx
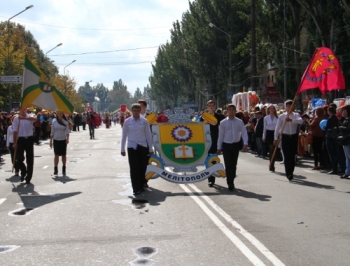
[0,109,108,181]
[2,97,350,190]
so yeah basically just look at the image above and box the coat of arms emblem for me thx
[145,108,226,184]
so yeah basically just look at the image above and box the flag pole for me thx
[269,48,320,168]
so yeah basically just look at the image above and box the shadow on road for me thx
[52,175,77,183]
[213,184,272,201]
[291,176,335,190]
[11,183,82,209]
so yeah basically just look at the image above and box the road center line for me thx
[0,198,7,206]
[188,184,285,266]
[179,184,266,266]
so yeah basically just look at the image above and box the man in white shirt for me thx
[137,99,151,188]
[121,103,154,195]
[13,108,36,184]
[217,104,248,191]
[137,99,148,118]
[274,99,303,181]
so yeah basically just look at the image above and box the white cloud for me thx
[2,0,190,94]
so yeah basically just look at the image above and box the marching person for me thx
[274,99,303,181]
[13,108,36,184]
[6,115,20,176]
[50,112,70,176]
[121,103,154,195]
[202,100,225,187]
[263,104,279,172]
[137,99,151,188]
[217,104,248,191]
[87,111,95,139]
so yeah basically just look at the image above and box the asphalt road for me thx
[1,123,350,266]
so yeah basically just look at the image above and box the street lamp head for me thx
[57,43,62,47]
[26,5,34,9]
[72,60,76,63]
[209,23,215,27]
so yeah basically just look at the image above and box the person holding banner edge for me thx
[121,103,154,195]
[13,108,36,184]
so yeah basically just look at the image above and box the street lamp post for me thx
[63,60,76,95]
[46,43,62,55]
[209,23,232,97]
[7,5,34,111]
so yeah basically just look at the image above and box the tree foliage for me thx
[0,22,59,110]
[148,0,350,109]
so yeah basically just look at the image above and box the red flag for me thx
[120,104,126,112]
[296,47,345,95]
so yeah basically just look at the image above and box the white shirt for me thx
[217,116,248,149]
[121,116,153,152]
[51,119,70,140]
[6,125,14,146]
[263,115,278,139]
[12,114,35,137]
[274,112,303,140]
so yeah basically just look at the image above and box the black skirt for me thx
[266,130,275,145]
[53,140,67,156]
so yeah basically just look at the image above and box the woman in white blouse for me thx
[50,112,70,176]
[6,115,19,176]
[263,105,279,172]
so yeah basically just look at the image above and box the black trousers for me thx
[34,127,41,144]
[127,145,149,193]
[281,133,298,177]
[312,136,324,167]
[222,142,241,186]
[16,137,34,181]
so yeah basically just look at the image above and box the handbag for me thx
[306,132,313,145]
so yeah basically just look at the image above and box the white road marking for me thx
[188,184,285,266]
[179,184,266,266]
[42,166,48,169]
[0,198,7,206]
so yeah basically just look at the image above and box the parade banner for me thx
[145,108,226,184]
[146,164,225,184]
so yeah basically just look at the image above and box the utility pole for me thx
[283,0,287,101]
[251,0,257,92]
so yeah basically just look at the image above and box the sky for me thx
[1,0,191,95]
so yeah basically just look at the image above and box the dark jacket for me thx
[325,114,340,139]
[254,117,264,138]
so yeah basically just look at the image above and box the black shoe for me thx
[228,184,235,191]
[20,176,25,182]
[54,166,58,175]
[208,182,214,187]
[144,183,149,188]
[340,174,349,179]
[327,171,337,175]
[269,166,275,172]
[287,175,294,181]
[62,166,66,176]
[25,181,32,185]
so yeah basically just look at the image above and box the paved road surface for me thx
[1,124,350,265]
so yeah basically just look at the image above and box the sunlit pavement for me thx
[1,124,350,265]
